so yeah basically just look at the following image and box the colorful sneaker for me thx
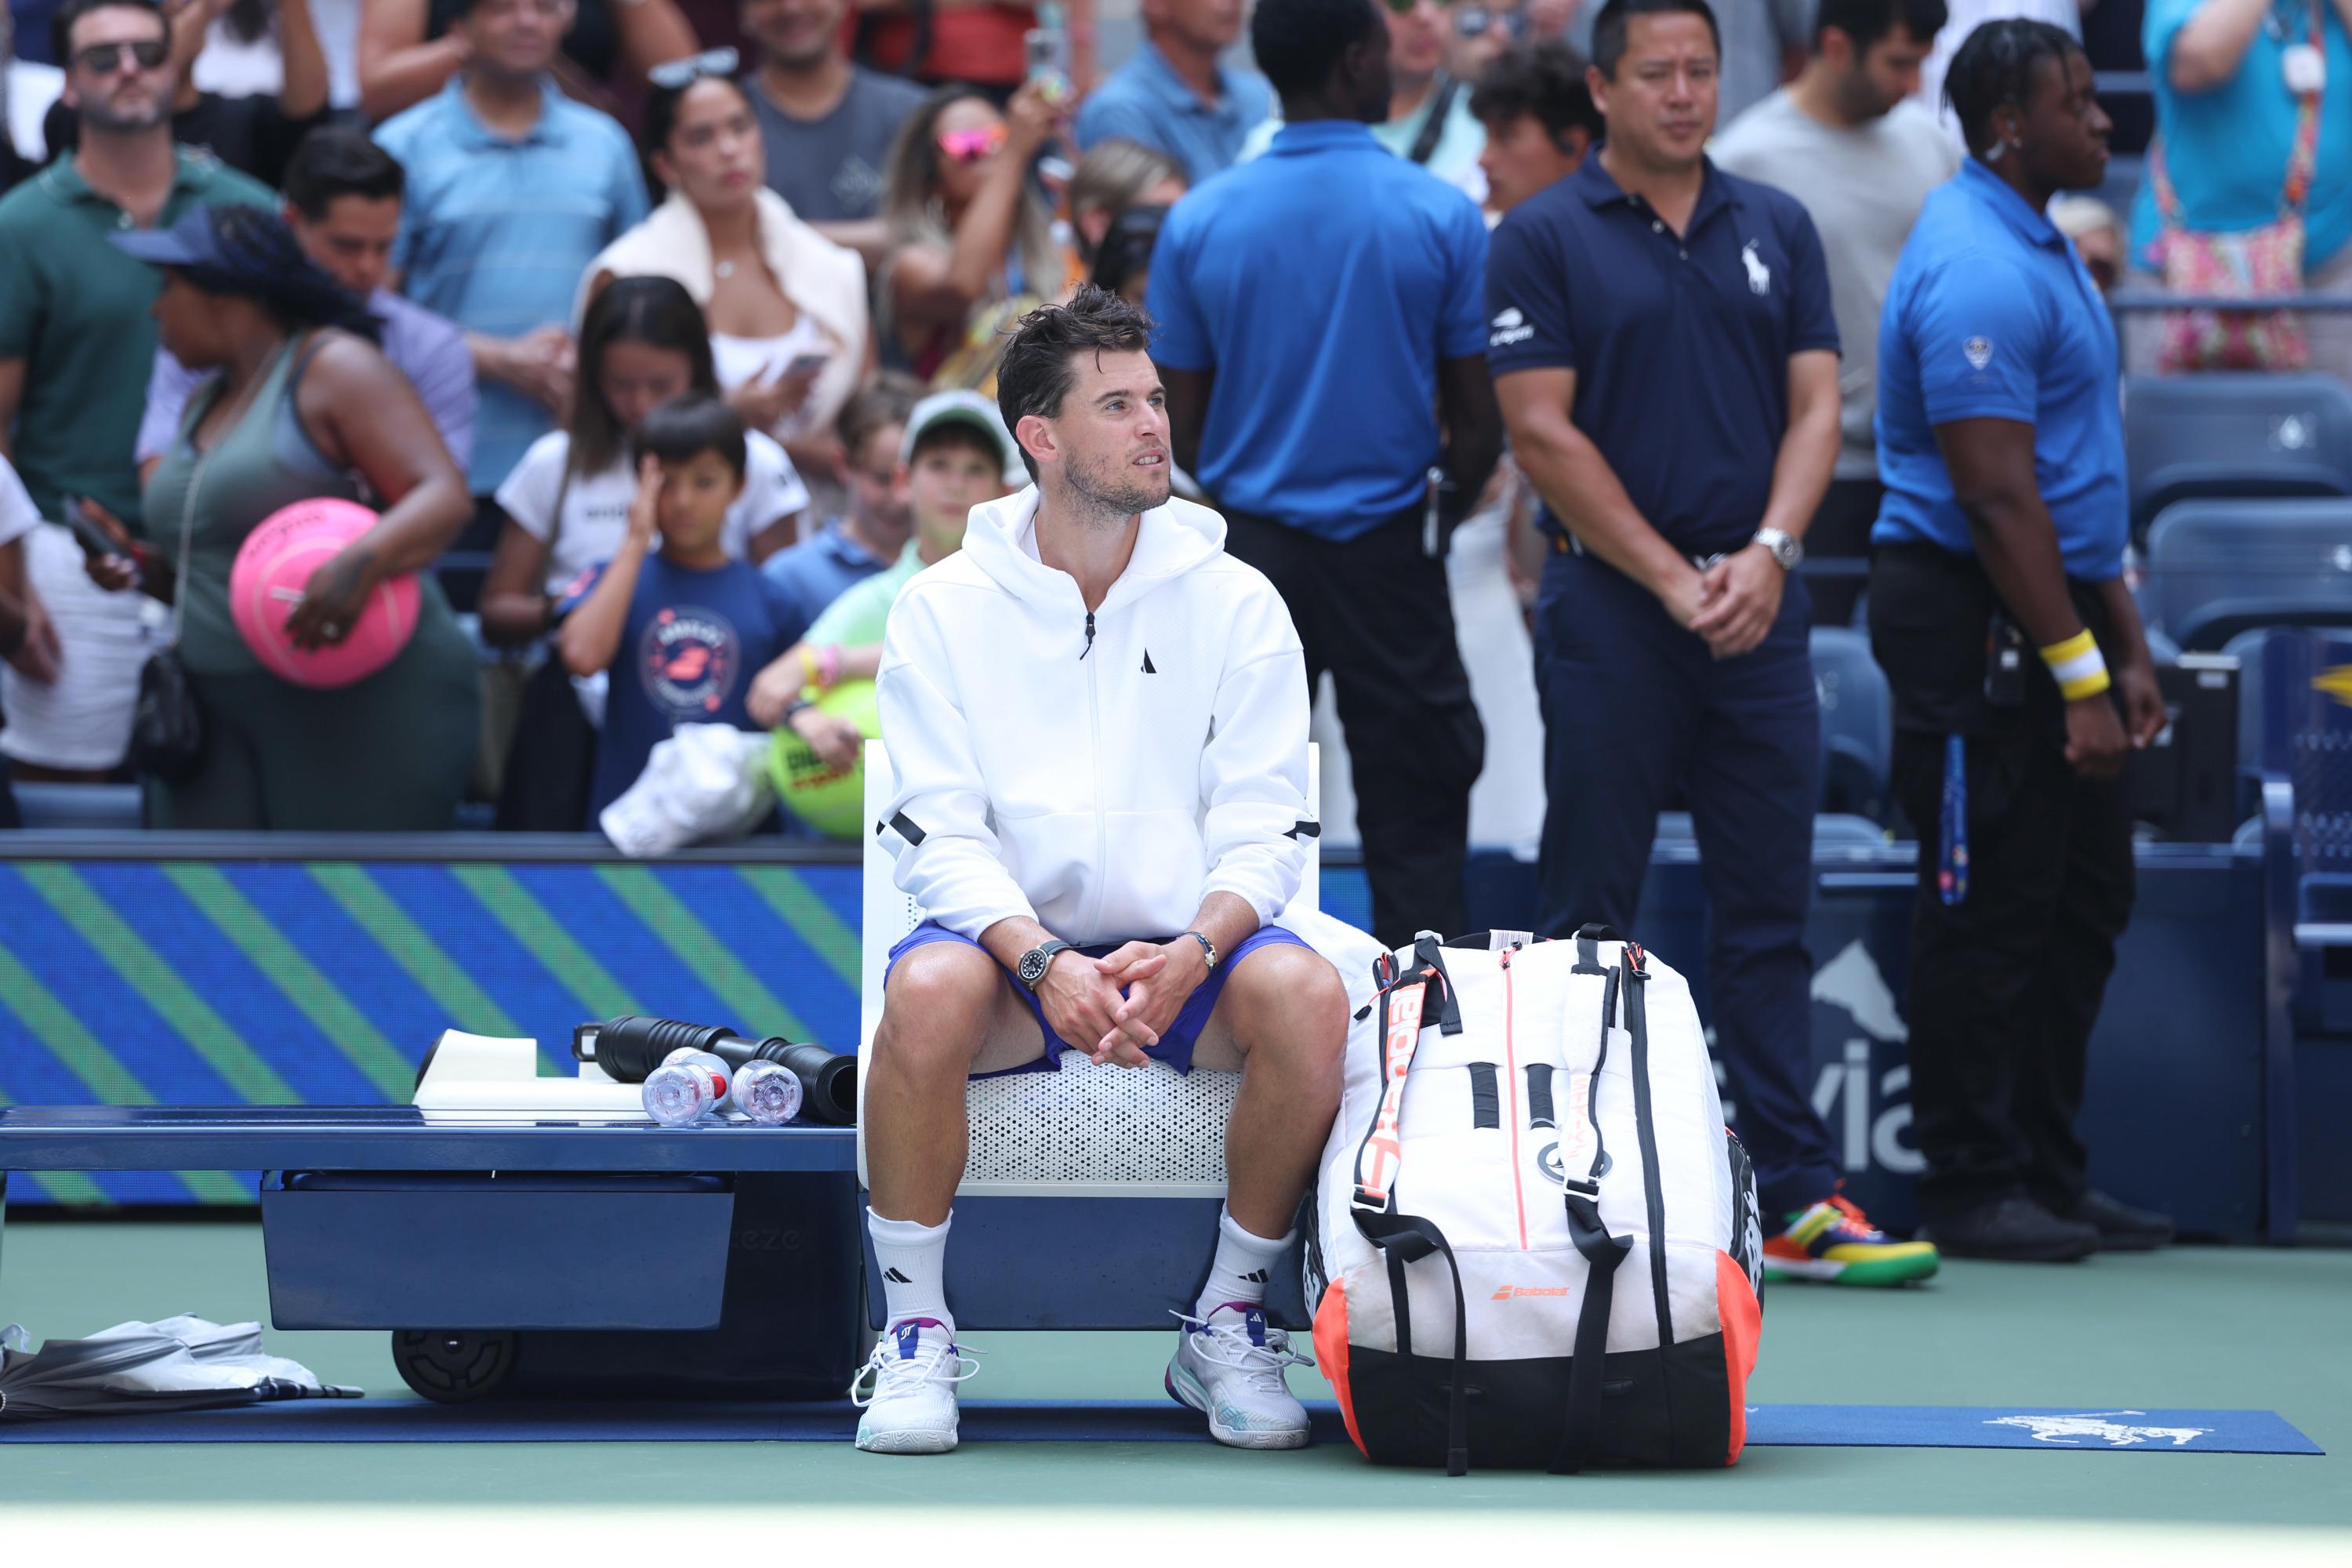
[850,1318,980,1454]
[1764,1195,1941,1286]
[1166,1302,1314,1450]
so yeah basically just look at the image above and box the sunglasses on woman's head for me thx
[937,124,1009,163]
[648,46,739,89]
[74,38,170,74]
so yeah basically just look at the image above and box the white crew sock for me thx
[868,1208,953,1341]
[1194,1207,1293,1321]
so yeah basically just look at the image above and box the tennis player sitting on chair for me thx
[858,285,1350,1456]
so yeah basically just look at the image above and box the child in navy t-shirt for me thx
[561,395,811,823]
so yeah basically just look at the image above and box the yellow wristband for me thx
[797,646,820,696]
[2038,630,2110,701]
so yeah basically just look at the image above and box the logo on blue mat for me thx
[1985,1413,2212,1447]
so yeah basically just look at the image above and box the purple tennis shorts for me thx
[884,920,1312,1076]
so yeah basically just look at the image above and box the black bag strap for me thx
[1551,953,1633,1474]
[1408,935,1464,1035]
[1357,1208,1473,1476]
[1408,74,1463,165]
[1572,922,1620,975]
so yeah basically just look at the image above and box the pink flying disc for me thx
[228,499,419,689]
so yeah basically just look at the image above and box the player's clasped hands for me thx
[1034,942,1205,1069]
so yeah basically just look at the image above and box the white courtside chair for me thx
[856,740,1321,1327]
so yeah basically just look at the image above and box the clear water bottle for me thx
[733,1059,804,1125]
[661,1047,733,1106]
[643,1062,720,1126]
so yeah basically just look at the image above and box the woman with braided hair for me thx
[83,201,481,828]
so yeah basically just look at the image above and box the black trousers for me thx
[1804,476,1882,630]
[1534,546,1836,1218]
[1223,506,1483,949]
[1869,544,2136,1222]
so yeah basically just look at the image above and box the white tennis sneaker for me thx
[1166,1303,1313,1450]
[851,1318,980,1454]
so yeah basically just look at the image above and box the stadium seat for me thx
[2124,373,2352,544]
[10,782,143,830]
[2225,627,2267,783]
[1811,626,1893,822]
[2143,498,2352,650]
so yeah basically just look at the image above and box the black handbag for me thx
[130,643,204,781]
[128,436,212,783]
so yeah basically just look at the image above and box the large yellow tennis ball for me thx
[770,679,880,840]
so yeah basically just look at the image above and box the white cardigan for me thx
[577,189,869,442]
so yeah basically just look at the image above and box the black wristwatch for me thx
[1016,939,1074,991]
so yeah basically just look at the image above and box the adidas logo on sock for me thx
[883,1267,913,1284]
[1241,1269,1269,1284]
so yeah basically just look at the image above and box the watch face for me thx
[1019,949,1048,985]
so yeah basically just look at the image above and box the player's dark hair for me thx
[1944,17,2078,156]
[995,285,1155,484]
[1589,0,1720,80]
[283,128,406,222]
[633,394,749,481]
[1813,0,1948,53]
[1250,0,1382,103]
[1469,42,1604,147]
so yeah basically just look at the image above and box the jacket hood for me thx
[956,488,1230,614]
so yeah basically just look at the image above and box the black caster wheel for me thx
[391,1329,517,1403]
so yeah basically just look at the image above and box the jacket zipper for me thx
[1501,946,1529,1250]
[1083,604,1109,936]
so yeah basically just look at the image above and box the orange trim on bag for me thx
[1715,1250,1762,1466]
[1313,1279,1367,1457]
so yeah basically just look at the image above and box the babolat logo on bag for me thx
[1308,927,1762,1476]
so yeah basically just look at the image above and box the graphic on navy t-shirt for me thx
[641,604,741,717]
[586,555,811,823]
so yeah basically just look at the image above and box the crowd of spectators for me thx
[0,0,2339,843]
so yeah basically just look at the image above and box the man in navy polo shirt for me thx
[1151,0,1502,948]
[1871,19,2172,1263]
[1074,0,1273,183]
[1491,0,1937,1287]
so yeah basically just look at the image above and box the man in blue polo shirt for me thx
[1871,19,2171,1264]
[1075,0,1272,183]
[1150,0,1501,949]
[373,0,647,554]
[1491,0,1937,1287]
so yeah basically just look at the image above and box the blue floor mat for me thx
[0,1399,2321,1453]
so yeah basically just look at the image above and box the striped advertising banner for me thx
[0,857,866,1207]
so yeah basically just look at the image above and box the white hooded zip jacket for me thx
[876,488,1312,945]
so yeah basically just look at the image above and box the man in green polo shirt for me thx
[0,0,270,779]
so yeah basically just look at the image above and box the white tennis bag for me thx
[1305,927,1765,1475]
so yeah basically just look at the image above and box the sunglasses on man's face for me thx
[937,124,1009,163]
[74,38,170,75]
[648,46,739,89]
